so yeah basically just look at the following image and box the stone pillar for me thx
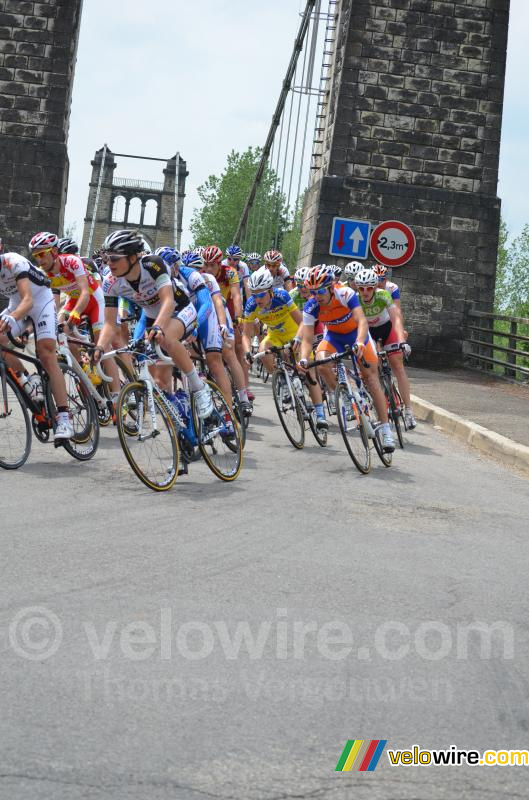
[299,0,510,366]
[80,145,117,255]
[159,155,188,250]
[0,0,84,254]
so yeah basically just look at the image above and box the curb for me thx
[411,394,529,476]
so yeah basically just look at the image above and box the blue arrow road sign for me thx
[329,217,371,260]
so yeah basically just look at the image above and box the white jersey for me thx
[272,264,291,289]
[0,252,51,303]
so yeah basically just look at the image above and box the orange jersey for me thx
[302,285,360,334]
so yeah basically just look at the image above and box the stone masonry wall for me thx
[300,0,510,366]
[0,0,84,254]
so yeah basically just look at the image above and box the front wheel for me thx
[55,364,100,461]
[0,372,32,469]
[116,382,179,491]
[335,383,370,474]
[304,383,327,447]
[272,370,304,449]
[192,380,243,481]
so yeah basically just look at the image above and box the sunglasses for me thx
[102,253,126,264]
[252,290,269,299]
[296,281,306,289]
[227,256,240,262]
[311,286,329,296]
[32,249,52,259]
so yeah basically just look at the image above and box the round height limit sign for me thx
[370,220,416,267]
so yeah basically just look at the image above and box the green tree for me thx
[495,220,529,315]
[190,147,288,253]
[280,192,305,270]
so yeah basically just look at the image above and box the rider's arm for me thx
[69,273,90,320]
[152,284,176,334]
[95,305,119,354]
[242,321,254,355]
[9,277,34,320]
[289,307,302,326]
[194,284,213,328]
[388,303,405,341]
[352,306,368,346]
[212,293,227,327]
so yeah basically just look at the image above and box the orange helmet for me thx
[373,263,388,277]
[305,264,334,291]
[263,249,282,265]
[203,245,223,264]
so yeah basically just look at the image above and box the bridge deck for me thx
[409,368,529,449]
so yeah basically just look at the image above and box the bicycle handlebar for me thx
[303,344,369,370]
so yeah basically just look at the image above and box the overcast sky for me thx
[65,0,529,249]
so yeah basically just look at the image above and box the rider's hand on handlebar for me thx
[245,350,254,365]
[354,341,366,359]
[92,345,105,364]
[402,343,411,358]
[0,313,15,334]
[148,325,164,343]
[297,357,309,374]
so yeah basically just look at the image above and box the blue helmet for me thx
[226,244,242,259]
[154,246,181,267]
[182,251,204,270]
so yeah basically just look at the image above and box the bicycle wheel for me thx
[391,378,405,446]
[335,383,370,474]
[116,382,179,491]
[0,373,32,469]
[192,380,242,481]
[362,386,393,468]
[272,370,304,449]
[57,365,100,461]
[304,383,327,447]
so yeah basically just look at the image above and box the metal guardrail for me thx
[464,309,529,380]
[112,177,164,192]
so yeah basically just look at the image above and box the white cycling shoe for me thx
[380,428,395,453]
[193,385,214,419]
[54,418,74,441]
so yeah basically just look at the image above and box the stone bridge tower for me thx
[81,147,188,255]
[300,0,510,366]
[0,0,83,254]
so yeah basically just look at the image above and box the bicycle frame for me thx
[57,327,110,416]
[0,340,53,422]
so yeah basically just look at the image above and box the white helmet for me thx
[355,267,378,287]
[248,266,274,292]
[294,266,310,283]
[344,260,363,279]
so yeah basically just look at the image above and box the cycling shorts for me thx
[6,294,57,341]
[144,303,198,340]
[198,307,223,353]
[369,320,400,355]
[316,327,378,366]
[262,327,296,350]
[63,286,105,333]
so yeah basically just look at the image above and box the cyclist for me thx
[355,267,416,429]
[94,230,213,419]
[29,232,105,338]
[343,260,363,290]
[0,249,73,440]
[298,264,395,452]
[57,237,102,285]
[246,252,262,273]
[223,245,250,301]
[263,249,293,291]
[202,245,252,400]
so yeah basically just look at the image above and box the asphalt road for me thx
[1,377,528,799]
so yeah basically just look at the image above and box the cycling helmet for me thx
[102,229,144,255]
[194,245,206,257]
[226,244,242,259]
[294,266,311,283]
[248,266,274,292]
[305,264,334,291]
[355,267,378,287]
[263,249,282,265]
[330,264,343,279]
[182,251,205,270]
[203,245,223,264]
[373,263,388,277]
[57,237,79,255]
[29,231,59,252]
[246,252,261,265]
[344,260,363,279]
[154,246,181,267]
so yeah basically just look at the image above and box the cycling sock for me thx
[57,406,69,414]
[381,422,391,433]
[185,368,204,393]
[239,388,249,402]
[314,402,325,419]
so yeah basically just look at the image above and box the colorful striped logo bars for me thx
[335,739,387,772]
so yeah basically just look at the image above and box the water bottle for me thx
[292,375,303,398]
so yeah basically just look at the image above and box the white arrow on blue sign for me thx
[329,217,371,260]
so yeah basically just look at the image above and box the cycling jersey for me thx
[0,253,51,301]
[244,288,299,346]
[0,252,56,340]
[270,264,291,289]
[202,272,235,341]
[222,258,249,284]
[216,264,240,301]
[303,285,360,334]
[382,279,400,300]
[175,265,219,352]
[44,254,100,297]
[289,287,305,311]
[103,255,190,319]
[358,289,393,327]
